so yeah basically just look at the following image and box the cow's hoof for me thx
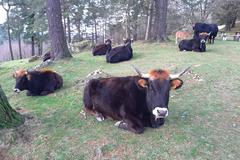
[114,121,123,127]
[96,113,104,122]
[115,121,127,129]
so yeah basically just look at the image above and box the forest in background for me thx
[0,0,240,62]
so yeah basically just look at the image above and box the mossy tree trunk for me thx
[0,85,24,129]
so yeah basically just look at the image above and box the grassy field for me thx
[0,40,239,160]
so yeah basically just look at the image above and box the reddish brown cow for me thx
[13,69,63,96]
[175,31,191,44]
[83,66,190,134]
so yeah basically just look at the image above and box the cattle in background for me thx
[106,38,133,63]
[175,31,191,44]
[92,39,112,56]
[42,51,54,62]
[83,66,190,134]
[179,32,209,52]
[193,23,219,44]
[13,69,63,96]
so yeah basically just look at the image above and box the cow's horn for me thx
[131,65,150,78]
[169,66,191,79]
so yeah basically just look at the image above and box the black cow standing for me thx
[13,69,63,96]
[92,39,112,56]
[83,67,189,134]
[179,33,208,52]
[193,23,219,44]
[106,38,133,63]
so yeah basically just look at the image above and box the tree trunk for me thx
[18,33,22,59]
[31,35,35,56]
[231,16,237,28]
[94,18,98,44]
[46,0,72,60]
[6,11,14,60]
[125,0,131,38]
[67,15,71,43]
[37,40,42,56]
[76,20,81,41]
[0,85,24,129]
[155,0,168,42]
[153,0,160,40]
[63,17,67,37]
[145,0,154,40]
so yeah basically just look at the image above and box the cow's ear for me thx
[170,78,183,90]
[138,79,148,88]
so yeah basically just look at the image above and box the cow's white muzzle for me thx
[152,107,168,118]
[14,88,21,93]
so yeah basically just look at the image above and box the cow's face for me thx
[138,70,183,119]
[105,39,112,45]
[13,69,29,93]
[123,38,133,45]
[198,33,208,51]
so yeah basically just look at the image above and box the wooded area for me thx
[0,0,239,61]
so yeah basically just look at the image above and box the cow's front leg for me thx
[95,112,105,122]
[115,117,144,134]
[26,91,36,96]
[40,91,52,96]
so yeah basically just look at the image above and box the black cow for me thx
[13,69,63,96]
[106,38,133,63]
[179,33,208,52]
[83,67,189,134]
[42,51,54,62]
[193,23,219,44]
[92,39,112,56]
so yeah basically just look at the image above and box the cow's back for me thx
[106,45,133,63]
[83,76,147,120]
[28,71,63,94]
[92,44,108,56]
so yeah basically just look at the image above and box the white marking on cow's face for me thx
[201,39,206,43]
[14,88,21,93]
[152,107,168,118]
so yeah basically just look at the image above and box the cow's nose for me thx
[14,88,20,93]
[157,110,167,116]
[152,107,168,118]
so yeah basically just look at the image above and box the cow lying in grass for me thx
[83,66,190,134]
[92,39,112,56]
[106,38,133,63]
[178,32,209,52]
[13,69,63,96]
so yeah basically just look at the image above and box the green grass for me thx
[0,40,240,160]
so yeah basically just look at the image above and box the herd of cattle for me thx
[178,23,219,52]
[12,22,218,134]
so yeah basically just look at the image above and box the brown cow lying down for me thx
[13,69,63,96]
[83,66,190,134]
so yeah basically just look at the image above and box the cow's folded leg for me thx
[115,118,144,134]
[96,112,104,122]
[26,91,34,96]
[40,91,51,96]
[115,121,128,130]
